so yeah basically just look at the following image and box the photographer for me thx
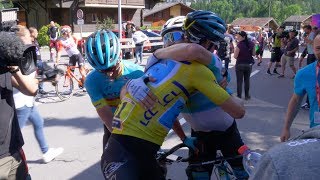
[0,32,33,180]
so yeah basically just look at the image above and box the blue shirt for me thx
[85,60,144,113]
[294,61,320,127]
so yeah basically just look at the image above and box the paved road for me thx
[21,49,309,180]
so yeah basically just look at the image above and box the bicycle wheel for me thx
[55,75,74,101]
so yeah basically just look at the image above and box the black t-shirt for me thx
[33,39,41,60]
[0,73,24,158]
[47,26,58,39]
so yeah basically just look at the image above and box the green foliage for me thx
[38,23,60,46]
[191,0,320,24]
[0,0,13,9]
[96,17,115,30]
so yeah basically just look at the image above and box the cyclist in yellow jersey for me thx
[101,11,245,180]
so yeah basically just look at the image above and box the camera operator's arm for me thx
[10,67,38,96]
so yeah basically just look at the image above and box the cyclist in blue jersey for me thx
[131,13,248,179]
[84,30,155,149]
[101,11,245,180]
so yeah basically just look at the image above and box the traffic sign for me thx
[77,19,84,25]
[77,9,83,19]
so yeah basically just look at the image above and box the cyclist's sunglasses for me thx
[99,62,119,74]
[163,31,185,45]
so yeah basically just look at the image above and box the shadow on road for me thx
[44,116,103,135]
[70,161,103,180]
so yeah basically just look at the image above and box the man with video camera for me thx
[0,27,61,178]
[0,30,36,179]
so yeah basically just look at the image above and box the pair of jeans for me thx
[16,106,49,154]
[135,45,143,63]
[235,64,252,98]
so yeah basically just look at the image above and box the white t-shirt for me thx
[13,72,36,109]
[132,31,148,44]
[56,36,80,57]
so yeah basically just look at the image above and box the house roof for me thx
[284,15,312,23]
[231,17,279,27]
[143,2,194,18]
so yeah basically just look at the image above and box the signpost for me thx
[77,9,84,39]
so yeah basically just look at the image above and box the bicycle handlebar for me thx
[156,143,191,163]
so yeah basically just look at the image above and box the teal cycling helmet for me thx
[183,10,227,43]
[86,30,120,70]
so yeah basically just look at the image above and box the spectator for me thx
[124,21,135,59]
[132,26,148,64]
[234,31,255,100]
[14,25,64,164]
[47,21,59,61]
[253,126,320,180]
[29,27,46,94]
[280,31,320,142]
[278,29,299,78]
[217,25,234,70]
[0,32,31,180]
[256,30,265,66]
[300,25,317,110]
[267,26,285,75]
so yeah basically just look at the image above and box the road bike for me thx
[55,63,91,101]
[157,143,245,180]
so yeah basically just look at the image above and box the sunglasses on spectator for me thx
[163,31,185,45]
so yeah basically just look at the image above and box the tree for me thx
[96,17,115,30]
[0,0,13,9]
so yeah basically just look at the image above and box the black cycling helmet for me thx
[183,10,227,43]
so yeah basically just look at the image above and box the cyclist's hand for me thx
[126,76,158,109]
[144,54,159,72]
[183,136,199,154]
[280,128,291,142]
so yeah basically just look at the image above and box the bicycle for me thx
[156,143,244,180]
[55,63,91,101]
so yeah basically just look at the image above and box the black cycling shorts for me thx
[101,134,164,180]
[69,54,84,67]
[270,47,282,63]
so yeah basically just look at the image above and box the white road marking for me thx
[250,70,260,77]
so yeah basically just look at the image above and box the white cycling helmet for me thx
[161,16,186,37]
[60,25,72,35]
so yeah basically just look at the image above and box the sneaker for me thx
[278,74,285,78]
[301,103,310,110]
[245,96,251,100]
[273,69,280,75]
[257,62,262,66]
[43,147,64,163]
[266,70,272,75]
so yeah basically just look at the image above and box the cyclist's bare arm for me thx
[96,105,114,132]
[154,43,212,65]
[219,96,245,119]
[280,93,303,142]
[172,120,187,140]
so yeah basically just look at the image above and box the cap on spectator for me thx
[236,31,247,37]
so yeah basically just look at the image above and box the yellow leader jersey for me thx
[112,60,230,145]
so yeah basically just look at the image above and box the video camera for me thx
[0,8,61,79]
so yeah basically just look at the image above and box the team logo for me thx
[103,161,126,179]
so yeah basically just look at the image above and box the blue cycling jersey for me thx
[85,60,144,113]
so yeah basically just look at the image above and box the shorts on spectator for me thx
[281,54,295,66]
[50,40,57,49]
[270,47,282,62]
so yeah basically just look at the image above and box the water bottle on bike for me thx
[238,145,262,176]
